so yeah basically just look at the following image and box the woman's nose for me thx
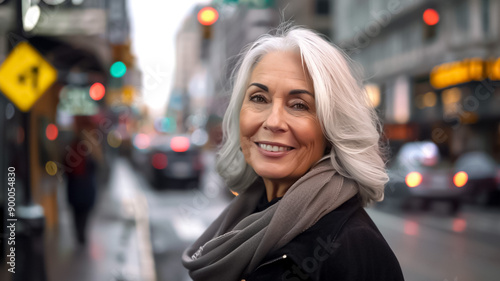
[263,104,287,133]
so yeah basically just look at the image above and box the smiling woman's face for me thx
[239,51,327,185]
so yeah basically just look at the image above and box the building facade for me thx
[333,0,500,161]
[0,0,136,244]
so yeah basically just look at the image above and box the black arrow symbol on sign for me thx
[18,65,40,94]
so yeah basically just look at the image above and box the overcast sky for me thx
[128,0,211,117]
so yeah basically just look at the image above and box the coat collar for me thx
[263,193,362,265]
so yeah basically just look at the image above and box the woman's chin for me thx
[254,167,289,181]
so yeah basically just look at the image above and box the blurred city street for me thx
[42,150,231,281]
[140,150,231,281]
[46,156,155,281]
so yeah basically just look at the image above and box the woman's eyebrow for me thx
[248,83,314,97]
[289,89,314,97]
[248,82,268,92]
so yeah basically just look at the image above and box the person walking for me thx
[64,121,102,245]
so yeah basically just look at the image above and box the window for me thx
[481,0,490,35]
[455,0,469,31]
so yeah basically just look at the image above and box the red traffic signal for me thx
[198,7,219,26]
[89,82,105,101]
[423,8,439,26]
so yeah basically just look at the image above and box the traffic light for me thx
[198,7,219,39]
[198,7,218,25]
[89,82,105,101]
[110,61,127,78]
[423,8,439,40]
[423,8,439,25]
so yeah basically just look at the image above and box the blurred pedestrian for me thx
[64,120,103,245]
[182,26,404,280]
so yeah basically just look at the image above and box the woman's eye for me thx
[249,94,266,103]
[291,102,309,110]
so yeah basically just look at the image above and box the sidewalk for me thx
[46,158,156,281]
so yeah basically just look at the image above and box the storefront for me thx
[408,58,500,161]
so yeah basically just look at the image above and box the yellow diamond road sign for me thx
[0,42,57,112]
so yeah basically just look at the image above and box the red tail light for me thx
[453,171,468,187]
[452,218,467,233]
[171,136,190,152]
[152,153,168,170]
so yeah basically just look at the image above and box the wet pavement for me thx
[46,158,155,281]
[370,203,500,281]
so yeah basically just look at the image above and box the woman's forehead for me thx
[249,52,313,87]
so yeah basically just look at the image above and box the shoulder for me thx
[319,208,404,280]
[278,196,404,281]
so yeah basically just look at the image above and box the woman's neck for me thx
[262,178,294,202]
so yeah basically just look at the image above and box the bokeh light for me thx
[110,61,127,78]
[365,84,381,108]
[191,128,208,146]
[404,221,419,236]
[452,218,467,233]
[5,103,15,119]
[453,171,468,187]
[107,130,122,148]
[423,8,439,26]
[170,136,190,152]
[405,172,423,188]
[423,91,437,107]
[152,153,168,170]
[197,7,218,26]
[45,124,58,141]
[45,161,58,176]
[133,133,150,150]
[89,82,106,101]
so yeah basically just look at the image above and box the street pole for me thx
[9,1,47,280]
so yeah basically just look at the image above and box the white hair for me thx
[216,26,388,206]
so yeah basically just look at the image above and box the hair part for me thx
[216,25,388,206]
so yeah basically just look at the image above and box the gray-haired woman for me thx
[182,26,404,281]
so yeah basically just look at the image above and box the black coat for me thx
[65,143,98,211]
[242,195,405,281]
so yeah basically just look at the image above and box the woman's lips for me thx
[254,142,294,158]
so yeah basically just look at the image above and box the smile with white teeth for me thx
[258,143,293,152]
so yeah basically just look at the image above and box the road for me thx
[131,153,500,281]
[135,151,233,281]
[370,203,500,281]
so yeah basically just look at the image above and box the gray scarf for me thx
[182,155,358,281]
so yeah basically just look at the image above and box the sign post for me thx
[0,40,56,281]
[0,40,57,203]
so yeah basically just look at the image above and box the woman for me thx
[182,26,404,281]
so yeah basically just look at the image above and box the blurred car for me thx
[385,141,466,213]
[454,151,500,205]
[131,134,203,189]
